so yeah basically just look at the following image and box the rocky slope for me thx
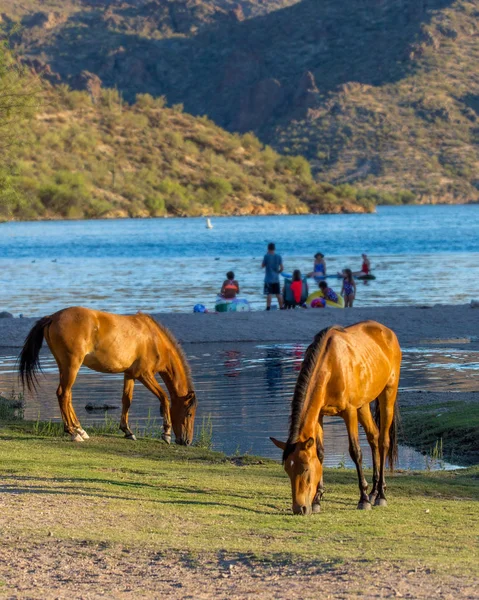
[2,83,377,221]
[2,0,479,202]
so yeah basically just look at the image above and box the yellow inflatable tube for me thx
[307,290,345,309]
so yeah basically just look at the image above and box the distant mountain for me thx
[3,0,479,202]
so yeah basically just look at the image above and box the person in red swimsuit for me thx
[220,271,239,299]
[361,253,370,275]
[352,253,371,277]
[287,270,307,309]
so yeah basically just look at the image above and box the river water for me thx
[0,205,478,315]
[0,342,476,470]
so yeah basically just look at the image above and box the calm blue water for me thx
[0,205,478,315]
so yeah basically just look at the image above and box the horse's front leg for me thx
[343,409,371,510]
[120,375,137,440]
[138,374,172,444]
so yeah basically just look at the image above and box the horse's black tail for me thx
[373,398,399,471]
[19,316,52,393]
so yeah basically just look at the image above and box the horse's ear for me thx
[304,437,315,450]
[270,437,286,450]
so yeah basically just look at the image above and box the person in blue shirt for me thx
[262,242,284,311]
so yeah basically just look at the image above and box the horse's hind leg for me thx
[120,375,136,441]
[138,373,172,444]
[343,408,371,510]
[358,404,380,505]
[376,381,399,507]
[56,359,85,442]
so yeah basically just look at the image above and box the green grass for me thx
[400,401,479,466]
[0,425,477,574]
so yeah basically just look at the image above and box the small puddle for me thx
[0,344,476,470]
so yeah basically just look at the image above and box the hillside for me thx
[2,0,479,203]
[2,81,384,221]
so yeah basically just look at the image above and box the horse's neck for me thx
[299,369,328,441]
[161,342,190,397]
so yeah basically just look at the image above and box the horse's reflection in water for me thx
[19,306,197,445]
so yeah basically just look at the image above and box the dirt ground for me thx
[0,537,477,600]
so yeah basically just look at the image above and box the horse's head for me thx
[171,390,197,446]
[271,436,322,516]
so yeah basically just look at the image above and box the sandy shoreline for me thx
[0,304,477,348]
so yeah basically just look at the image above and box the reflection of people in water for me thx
[265,347,284,392]
[224,349,241,378]
[292,344,304,372]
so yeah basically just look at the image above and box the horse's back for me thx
[322,321,401,410]
[349,320,401,360]
[44,307,155,373]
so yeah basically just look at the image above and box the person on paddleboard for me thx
[352,253,371,277]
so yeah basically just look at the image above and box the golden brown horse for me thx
[19,307,197,445]
[271,321,401,515]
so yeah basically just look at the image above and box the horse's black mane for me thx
[283,325,345,462]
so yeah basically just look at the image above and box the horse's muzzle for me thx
[293,504,312,516]
[175,438,191,446]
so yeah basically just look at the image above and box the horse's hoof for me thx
[368,493,378,504]
[70,433,84,442]
[77,428,90,440]
[125,433,137,441]
[357,501,372,510]
[312,503,321,514]
[161,433,171,444]
[375,498,388,507]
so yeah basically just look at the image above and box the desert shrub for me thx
[158,179,191,213]
[122,111,149,130]
[164,131,184,148]
[241,132,263,152]
[100,88,123,110]
[38,171,90,216]
[265,185,287,206]
[276,155,312,181]
[86,198,114,218]
[203,176,233,203]
[135,93,155,109]
[64,91,92,110]
[144,195,166,216]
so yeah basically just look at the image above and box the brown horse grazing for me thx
[19,307,197,445]
[271,321,401,515]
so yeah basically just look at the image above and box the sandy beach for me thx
[0,304,477,348]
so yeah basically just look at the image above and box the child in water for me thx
[319,281,339,304]
[341,268,356,308]
[220,271,239,299]
[308,252,326,279]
